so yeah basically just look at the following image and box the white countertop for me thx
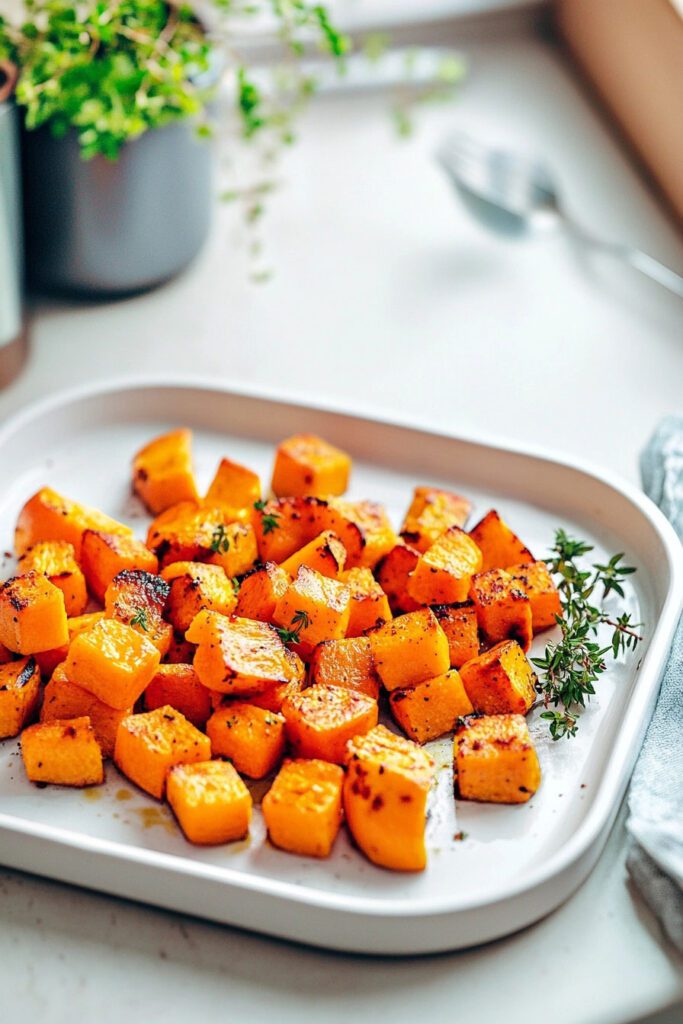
[1,14,681,1023]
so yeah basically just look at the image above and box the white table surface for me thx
[1,14,682,1024]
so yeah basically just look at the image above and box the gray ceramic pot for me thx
[22,115,214,296]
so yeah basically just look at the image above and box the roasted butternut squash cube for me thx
[389,669,473,744]
[368,608,450,691]
[317,499,396,570]
[344,724,435,872]
[508,561,562,632]
[341,567,392,637]
[454,713,541,803]
[408,526,483,605]
[400,486,472,553]
[280,531,346,580]
[14,486,132,559]
[0,571,69,654]
[262,758,344,858]
[374,543,421,614]
[34,611,104,678]
[273,566,352,647]
[167,760,252,845]
[234,562,290,622]
[0,657,41,739]
[114,705,211,799]
[247,677,303,713]
[81,530,159,604]
[65,617,161,710]
[188,612,304,695]
[104,568,172,657]
[146,501,248,569]
[132,428,199,515]
[164,629,196,665]
[161,561,237,633]
[459,640,537,715]
[309,635,380,700]
[272,433,351,498]
[144,663,212,729]
[251,496,322,563]
[205,456,261,510]
[206,522,259,578]
[206,702,286,778]
[41,663,131,758]
[469,568,532,651]
[432,601,479,667]
[18,541,87,616]
[468,510,534,571]
[282,683,377,765]
[21,716,104,787]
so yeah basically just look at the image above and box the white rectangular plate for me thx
[0,380,680,955]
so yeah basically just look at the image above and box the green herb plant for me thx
[253,499,280,534]
[129,607,150,631]
[276,608,309,644]
[210,522,231,553]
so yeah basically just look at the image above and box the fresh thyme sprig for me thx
[254,499,281,534]
[276,609,310,644]
[210,523,231,553]
[130,608,149,632]
[532,529,642,741]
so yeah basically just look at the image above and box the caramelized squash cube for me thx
[246,677,304,713]
[271,433,351,498]
[317,499,396,569]
[146,501,248,569]
[167,760,252,845]
[15,486,132,559]
[164,629,196,665]
[18,541,87,616]
[282,683,377,765]
[470,568,533,651]
[144,663,212,730]
[389,669,473,744]
[205,456,261,510]
[408,526,483,605]
[272,566,352,647]
[340,567,392,637]
[309,635,380,701]
[344,724,435,872]
[400,486,472,553]
[65,617,161,710]
[508,561,562,632]
[33,611,104,678]
[21,716,104,787]
[41,663,131,758]
[234,562,290,622]
[132,428,199,515]
[459,640,537,715]
[468,510,534,571]
[0,657,41,739]
[368,608,450,691]
[432,601,479,668]
[114,705,211,799]
[280,531,346,580]
[0,571,69,654]
[188,612,304,695]
[251,496,322,563]
[81,529,159,604]
[161,561,237,633]
[454,714,541,803]
[374,543,421,614]
[105,569,172,657]
[206,522,259,578]
[262,758,344,858]
[207,702,286,778]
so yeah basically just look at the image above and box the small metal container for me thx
[0,101,26,386]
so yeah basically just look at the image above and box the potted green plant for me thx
[0,1,346,295]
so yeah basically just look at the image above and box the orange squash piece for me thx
[469,568,533,651]
[272,566,352,647]
[164,629,196,665]
[251,496,322,563]
[41,663,131,758]
[34,611,104,677]
[144,663,212,729]
[454,713,541,803]
[14,486,132,559]
[206,702,286,778]
[146,501,248,569]
[246,677,304,713]
[18,541,87,616]
[341,567,392,637]
[205,456,261,510]
[468,510,534,571]
[21,716,104,787]
[104,568,172,657]
[206,522,259,578]
[65,617,161,710]
[374,542,421,614]
[81,529,159,604]
[432,601,480,668]
[0,571,69,654]
[234,562,290,622]
[318,499,396,570]
[280,531,346,580]
[400,486,472,553]
[344,724,435,872]
[167,760,252,845]
[262,758,344,858]
[508,561,562,632]
[282,683,378,765]
[271,433,351,498]
[368,608,450,691]
[309,635,380,701]
[459,640,537,715]
[389,668,473,743]
[161,561,237,633]
[408,526,483,605]
[132,428,199,515]
[0,657,41,739]
[114,705,211,799]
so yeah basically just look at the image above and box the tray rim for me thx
[0,375,681,923]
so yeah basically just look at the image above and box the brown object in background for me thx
[556,0,683,227]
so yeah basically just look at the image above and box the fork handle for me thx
[565,219,683,298]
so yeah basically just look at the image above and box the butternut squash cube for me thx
[14,486,132,559]
[205,456,261,510]
[280,531,346,580]
[247,677,304,713]
[271,433,351,498]
[408,526,483,605]
[309,635,380,701]
[400,486,472,553]
[81,529,159,604]
[389,669,473,744]
[0,571,69,654]
[21,716,104,787]
[206,522,259,579]
[454,713,541,803]
[234,562,290,622]
[206,702,286,778]
[41,663,131,758]
[105,569,172,657]
[508,561,562,632]
[368,608,450,691]
[469,568,533,651]
[374,543,421,614]
[341,567,392,637]
[0,657,41,739]
[272,566,352,647]
[132,428,199,515]
[282,683,378,765]
[34,611,104,678]
[18,541,87,616]
[161,561,237,633]
[344,724,435,872]
[468,510,534,571]
[459,640,537,715]
[262,758,344,858]
[114,705,211,799]
[432,601,480,668]
[144,663,212,729]
[317,499,396,569]
[146,501,248,569]
[164,629,196,665]
[167,760,252,845]
[188,612,304,695]
[251,496,323,563]
[65,617,161,710]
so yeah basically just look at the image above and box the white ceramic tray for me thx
[0,380,680,955]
